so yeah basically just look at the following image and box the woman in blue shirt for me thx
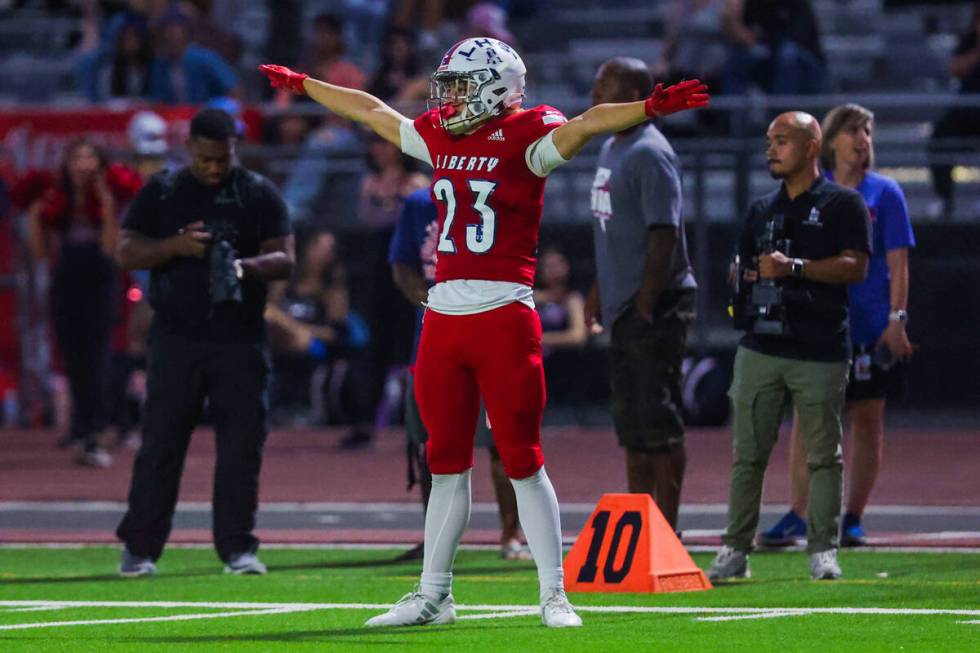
[762,104,916,548]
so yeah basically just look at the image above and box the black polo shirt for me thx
[122,166,291,341]
[737,176,871,362]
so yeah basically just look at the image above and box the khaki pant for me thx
[723,346,849,554]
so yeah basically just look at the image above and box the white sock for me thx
[511,466,564,600]
[419,469,471,600]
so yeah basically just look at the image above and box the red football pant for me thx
[414,302,546,479]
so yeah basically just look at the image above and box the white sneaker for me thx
[501,537,532,561]
[540,588,582,628]
[809,549,842,580]
[364,590,455,627]
[223,552,267,575]
[75,447,113,468]
[707,545,751,580]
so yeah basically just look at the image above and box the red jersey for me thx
[412,105,566,287]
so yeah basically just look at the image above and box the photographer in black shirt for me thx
[114,109,294,576]
[708,112,870,582]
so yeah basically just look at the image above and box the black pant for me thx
[107,352,138,436]
[116,325,271,562]
[50,243,117,447]
[930,107,980,202]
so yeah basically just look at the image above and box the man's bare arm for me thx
[635,227,678,322]
[240,235,295,282]
[392,262,429,305]
[759,249,869,285]
[722,0,756,47]
[950,37,980,79]
[117,225,210,270]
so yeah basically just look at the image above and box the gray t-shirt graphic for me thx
[591,124,696,326]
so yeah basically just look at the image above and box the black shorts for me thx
[846,345,904,402]
[608,290,694,452]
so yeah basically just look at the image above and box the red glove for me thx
[644,79,710,117]
[258,64,309,94]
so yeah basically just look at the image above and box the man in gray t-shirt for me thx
[585,58,698,531]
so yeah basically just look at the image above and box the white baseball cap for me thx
[128,111,168,156]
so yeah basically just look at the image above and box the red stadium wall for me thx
[0,106,262,170]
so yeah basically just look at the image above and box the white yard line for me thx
[572,606,980,617]
[697,610,810,622]
[457,610,537,621]
[0,601,386,610]
[0,607,315,631]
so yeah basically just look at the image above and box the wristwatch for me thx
[888,309,908,323]
[233,259,244,280]
[791,258,805,279]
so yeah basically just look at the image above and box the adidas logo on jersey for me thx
[487,128,505,142]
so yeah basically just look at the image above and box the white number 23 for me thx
[434,179,497,255]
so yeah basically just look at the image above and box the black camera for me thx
[206,219,242,306]
[750,216,793,336]
[732,215,804,337]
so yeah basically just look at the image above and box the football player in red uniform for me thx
[260,37,707,629]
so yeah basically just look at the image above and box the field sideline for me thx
[0,546,977,652]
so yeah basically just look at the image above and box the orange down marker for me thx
[563,493,712,593]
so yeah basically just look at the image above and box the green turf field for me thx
[0,546,978,652]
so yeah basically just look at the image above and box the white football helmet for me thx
[429,37,526,135]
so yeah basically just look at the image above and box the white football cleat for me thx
[809,549,842,580]
[364,590,456,627]
[540,588,582,628]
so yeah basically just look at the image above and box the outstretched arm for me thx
[551,79,709,160]
[259,64,408,147]
[759,249,869,285]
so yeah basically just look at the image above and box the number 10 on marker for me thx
[576,510,643,584]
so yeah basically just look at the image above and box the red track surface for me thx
[1,425,977,506]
